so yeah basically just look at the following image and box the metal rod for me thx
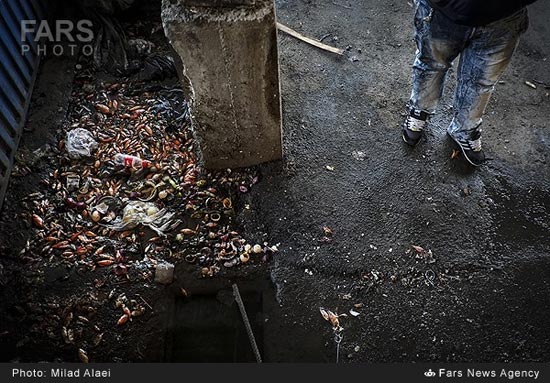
[335,332,343,364]
[232,283,263,363]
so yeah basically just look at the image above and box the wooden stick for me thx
[276,22,345,56]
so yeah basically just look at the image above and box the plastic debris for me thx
[66,128,98,159]
[113,153,152,170]
[525,80,537,89]
[154,262,174,284]
[106,201,176,236]
[65,173,80,191]
[128,38,155,57]
[0,15,282,364]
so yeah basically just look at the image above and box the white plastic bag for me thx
[66,128,98,159]
[107,201,176,236]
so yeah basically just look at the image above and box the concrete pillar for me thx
[162,0,283,169]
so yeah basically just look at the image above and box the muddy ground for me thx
[1,0,549,363]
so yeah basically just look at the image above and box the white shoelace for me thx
[405,115,427,132]
[469,137,482,152]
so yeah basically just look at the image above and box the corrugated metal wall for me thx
[0,0,46,210]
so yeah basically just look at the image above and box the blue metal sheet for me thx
[9,0,39,56]
[0,42,28,97]
[0,101,20,136]
[0,0,43,210]
[0,121,16,152]
[0,118,16,139]
[1,3,35,68]
[6,0,38,63]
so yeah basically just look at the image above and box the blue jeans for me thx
[409,0,529,139]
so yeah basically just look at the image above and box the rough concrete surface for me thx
[163,0,282,169]
[239,0,550,362]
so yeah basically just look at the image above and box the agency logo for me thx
[424,369,436,378]
[20,20,94,57]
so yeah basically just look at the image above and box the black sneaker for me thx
[402,109,429,146]
[448,129,486,166]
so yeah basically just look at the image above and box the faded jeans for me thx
[409,0,529,139]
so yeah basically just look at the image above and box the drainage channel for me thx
[160,272,328,363]
[164,285,265,362]
[161,269,276,363]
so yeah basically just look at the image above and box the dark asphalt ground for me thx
[240,0,550,362]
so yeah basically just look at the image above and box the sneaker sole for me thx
[402,132,420,147]
[447,132,482,167]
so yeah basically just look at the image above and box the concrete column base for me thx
[162,0,283,169]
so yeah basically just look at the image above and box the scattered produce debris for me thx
[323,226,333,236]
[78,348,89,363]
[352,150,367,161]
[25,64,277,281]
[408,245,436,264]
[0,16,279,362]
[319,226,334,243]
[319,307,345,331]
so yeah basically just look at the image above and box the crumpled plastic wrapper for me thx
[66,128,98,159]
[106,201,177,236]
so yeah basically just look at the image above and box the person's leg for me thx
[448,8,529,165]
[404,0,470,145]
